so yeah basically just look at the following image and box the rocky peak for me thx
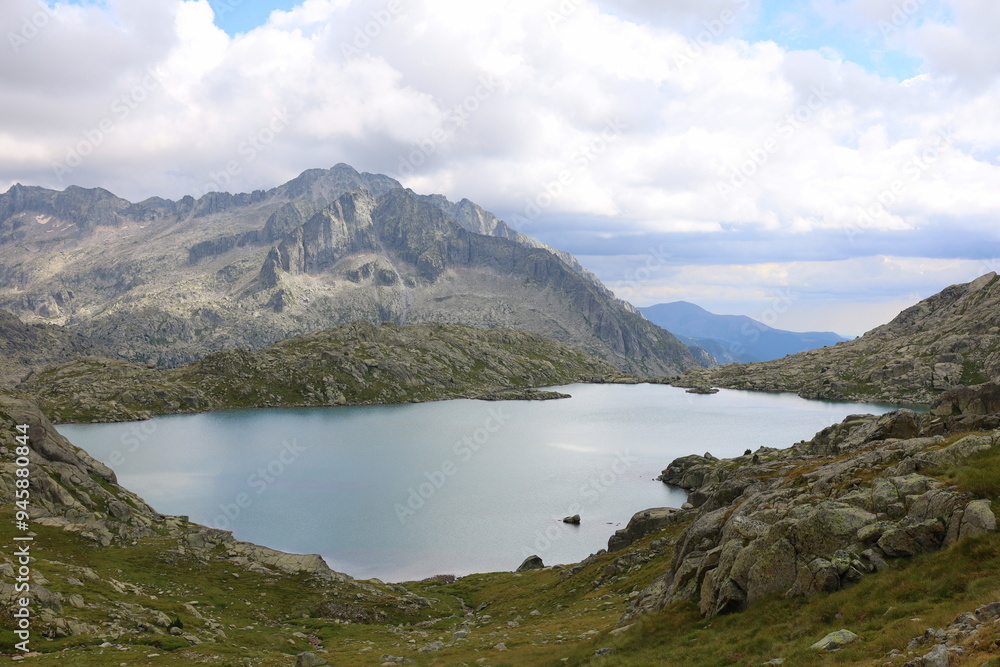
[873,272,1000,338]
[1,164,701,376]
[272,190,379,275]
[273,164,402,206]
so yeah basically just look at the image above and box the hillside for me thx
[0,310,116,388]
[19,320,623,423]
[640,301,849,363]
[0,166,700,376]
[673,273,1000,404]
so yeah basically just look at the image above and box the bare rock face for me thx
[0,394,159,546]
[673,273,1000,404]
[607,508,695,552]
[930,382,1000,416]
[622,408,1000,623]
[0,164,701,377]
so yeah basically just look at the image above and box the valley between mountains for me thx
[2,169,1000,665]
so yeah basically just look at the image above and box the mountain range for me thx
[640,301,849,363]
[0,164,699,377]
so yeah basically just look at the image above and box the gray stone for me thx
[418,641,444,652]
[919,644,949,667]
[810,629,859,651]
[878,519,946,557]
[975,601,1000,623]
[295,653,329,667]
[959,499,997,540]
[517,555,544,572]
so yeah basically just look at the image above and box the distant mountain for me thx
[670,333,740,365]
[640,301,849,363]
[673,272,1000,404]
[0,165,700,376]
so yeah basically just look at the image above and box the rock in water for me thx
[563,514,581,524]
[517,555,544,572]
[810,629,859,651]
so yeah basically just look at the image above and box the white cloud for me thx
[616,255,993,335]
[1,0,999,331]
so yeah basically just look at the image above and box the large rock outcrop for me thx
[623,393,1000,623]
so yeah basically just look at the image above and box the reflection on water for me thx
[57,384,898,581]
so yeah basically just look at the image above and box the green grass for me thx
[930,436,1000,510]
[586,534,1000,666]
[961,360,990,386]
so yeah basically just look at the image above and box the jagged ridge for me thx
[0,165,700,376]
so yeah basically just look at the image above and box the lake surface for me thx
[56,384,900,582]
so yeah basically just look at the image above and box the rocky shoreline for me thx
[672,273,1000,405]
[622,383,1000,623]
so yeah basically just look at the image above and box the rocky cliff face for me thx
[622,387,1000,623]
[0,164,699,376]
[673,272,1000,403]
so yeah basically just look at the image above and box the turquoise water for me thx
[56,384,898,582]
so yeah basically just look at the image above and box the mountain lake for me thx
[57,383,904,582]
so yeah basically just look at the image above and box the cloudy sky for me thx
[2,0,999,336]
